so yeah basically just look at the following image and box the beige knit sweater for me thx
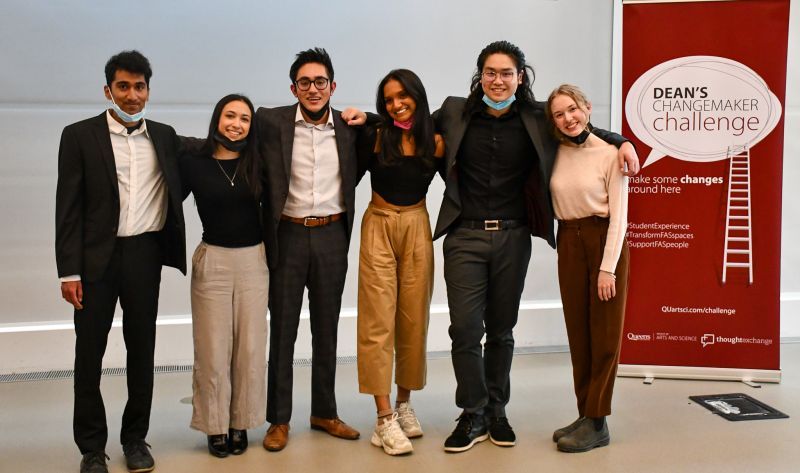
[550,141,628,274]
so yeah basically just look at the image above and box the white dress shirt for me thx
[106,111,168,237]
[282,107,345,218]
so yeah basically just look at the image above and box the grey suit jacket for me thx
[256,104,359,270]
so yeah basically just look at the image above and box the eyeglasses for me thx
[295,77,330,91]
[481,70,517,82]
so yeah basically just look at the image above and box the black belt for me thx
[459,219,526,231]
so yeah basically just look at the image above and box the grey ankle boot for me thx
[557,418,610,453]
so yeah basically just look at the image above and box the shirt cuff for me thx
[60,275,81,282]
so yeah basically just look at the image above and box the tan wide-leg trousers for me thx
[557,216,629,418]
[190,242,268,435]
[357,201,433,395]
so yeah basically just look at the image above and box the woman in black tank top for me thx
[356,69,445,455]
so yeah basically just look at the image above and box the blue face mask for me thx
[108,92,146,123]
[482,94,516,111]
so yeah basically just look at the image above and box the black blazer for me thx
[432,96,627,248]
[55,112,186,282]
[256,104,360,270]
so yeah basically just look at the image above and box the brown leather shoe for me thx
[309,416,360,440]
[263,423,289,451]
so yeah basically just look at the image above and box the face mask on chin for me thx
[482,94,516,111]
[107,92,146,123]
[300,101,330,122]
[565,128,591,145]
[213,131,248,152]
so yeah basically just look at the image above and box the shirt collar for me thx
[106,110,149,137]
[294,104,335,129]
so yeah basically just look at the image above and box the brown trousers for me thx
[190,242,269,435]
[357,201,433,395]
[557,217,629,418]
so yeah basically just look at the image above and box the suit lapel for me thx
[520,106,547,165]
[92,112,120,200]
[280,106,297,185]
[331,110,351,180]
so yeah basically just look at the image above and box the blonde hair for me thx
[546,84,592,142]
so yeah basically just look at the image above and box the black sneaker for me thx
[228,428,248,455]
[122,439,155,472]
[488,416,516,447]
[443,412,489,453]
[80,452,109,473]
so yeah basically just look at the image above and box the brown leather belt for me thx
[281,213,344,227]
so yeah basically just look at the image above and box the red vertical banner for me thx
[619,0,789,379]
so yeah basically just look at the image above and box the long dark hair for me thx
[375,69,436,163]
[204,94,261,199]
[464,40,537,116]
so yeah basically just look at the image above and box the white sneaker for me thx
[396,401,423,438]
[370,412,413,455]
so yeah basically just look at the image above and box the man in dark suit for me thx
[258,48,361,452]
[432,41,639,453]
[55,50,185,473]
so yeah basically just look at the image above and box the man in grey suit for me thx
[257,48,362,452]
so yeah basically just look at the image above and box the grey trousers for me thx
[443,226,531,417]
[190,242,269,435]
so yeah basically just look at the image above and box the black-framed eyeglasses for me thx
[481,70,518,82]
[295,77,330,91]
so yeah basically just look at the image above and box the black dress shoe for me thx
[122,440,155,472]
[228,428,248,455]
[207,434,229,458]
[80,452,109,473]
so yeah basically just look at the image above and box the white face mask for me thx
[108,93,146,123]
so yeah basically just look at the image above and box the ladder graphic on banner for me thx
[722,145,753,285]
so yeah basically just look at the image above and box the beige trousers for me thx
[357,201,433,395]
[189,242,268,435]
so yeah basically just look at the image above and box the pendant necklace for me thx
[214,157,240,187]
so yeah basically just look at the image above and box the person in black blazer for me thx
[55,50,185,473]
[258,48,362,452]
[432,41,639,453]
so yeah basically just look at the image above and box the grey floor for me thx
[2,344,799,473]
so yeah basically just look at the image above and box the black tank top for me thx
[368,151,439,206]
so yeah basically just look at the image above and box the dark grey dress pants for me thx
[267,219,348,424]
[443,226,531,417]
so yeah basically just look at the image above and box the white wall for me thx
[0,0,797,372]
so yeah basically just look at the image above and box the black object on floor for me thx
[690,393,789,421]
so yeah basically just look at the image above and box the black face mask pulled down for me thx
[300,102,330,122]
[565,128,591,145]
[213,131,248,152]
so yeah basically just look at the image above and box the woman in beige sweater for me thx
[546,84,630,453]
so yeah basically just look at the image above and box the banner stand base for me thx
[618,364,781,384]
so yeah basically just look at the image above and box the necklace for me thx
[214,157,240,187]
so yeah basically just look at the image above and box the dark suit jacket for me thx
[432,96,627,249]
[256,104,360,270]
[55,112,186,282]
